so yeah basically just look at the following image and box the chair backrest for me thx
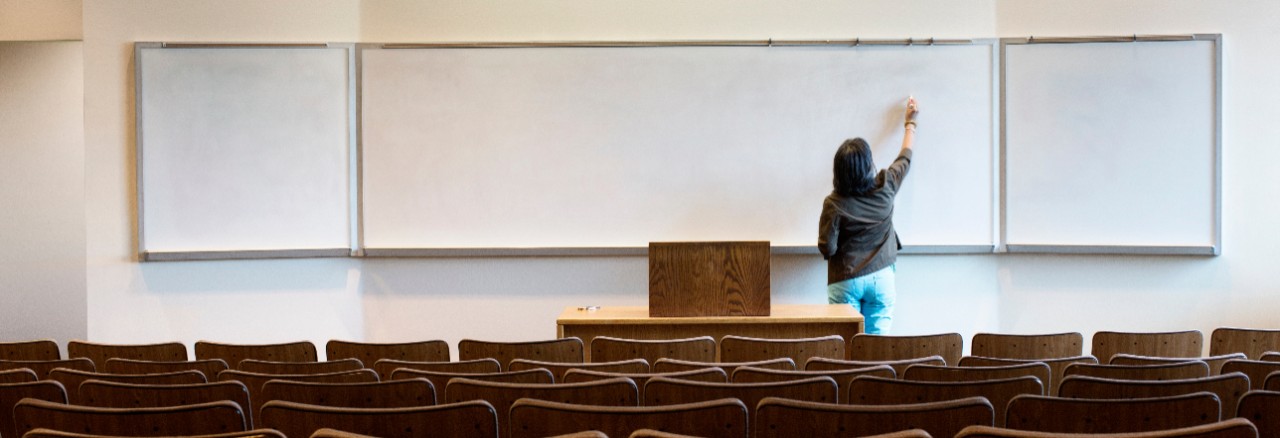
[627,430,697,438]
[49,369,207,403]
[1211,328,1280,360]
[754,396,994,438]
[1005,392,1222,433]
[644,376,838,410]
[260,400,498,438]
[20,428,287,438]
[104,358,230,378]
[237,358,364,375]
[1057,373,1251,419]
[195,341,318,365]
[0,368,38,383]
[955,418,1259,438]
[508,358,649,381]
[1221,359,1280,390]
[561,368,727,399]
[0,381,68,438]
[590,336,717,364]
[308,429,377,438]
[13,398,246,437]
[447,377,639,438]
[731,365,894,404]
[1263,352,1280,363]
[0,358,94,378]
[959,355,1099,397]
[78,380,251,414]
[1268,371,1280,391]
[904,362,1051,386]
[67,341,188,365]
[1236,389,1280,438]
[217,368,379,427]
[970,332,1085,360]
[0,340,60,361]
[847,375,1044,426]
[261,378,436,410]
[373,358,501,381]
[326,339,450,364]
[1063,362,1210,382]
[1110,353,1246,375]
[849,333,964,366]
[1091,331,1203,363]
[718,335,845,364]
[652,357,795,375]
[508,397,748,438]
[458,338,585,370]
[807,355,946,377]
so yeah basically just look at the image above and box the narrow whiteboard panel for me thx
[361,44,995,249]
[138,45,352,253]
[1004,39,1218,249]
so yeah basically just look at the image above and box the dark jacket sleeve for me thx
[882,148,913,192]
[818,197,838,260]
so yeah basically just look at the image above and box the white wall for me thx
[74,0,1280,358]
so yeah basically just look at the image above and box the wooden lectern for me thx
[648,241,770,317]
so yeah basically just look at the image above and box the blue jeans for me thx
[828,264,896,335]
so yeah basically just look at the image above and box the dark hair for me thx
[832,138,877,196]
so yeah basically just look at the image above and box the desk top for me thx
[556,304,862,325]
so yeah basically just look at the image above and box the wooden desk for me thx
[557,304,864,361]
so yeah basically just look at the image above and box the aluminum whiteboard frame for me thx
[135,42,360,262]
[998,34,1222,256]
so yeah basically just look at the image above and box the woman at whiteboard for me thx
[818,97,918,335]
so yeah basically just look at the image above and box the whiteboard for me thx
[1002,36,1220,254]
[137,44,355,260]
[360,43,997,252]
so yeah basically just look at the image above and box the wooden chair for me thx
[1063,362,1210,381]
[904,362,1051,386]
[326,339,450,364]
[0,368,38,383]
[628,429,698,438]
[731,364,894,404]
[508,397,748,438]
[1110,353,1246,375]
[0,340,60,360]
[1262,352,1280,362]
[847,375,1044,426]
[960,355,1099,396]
[643,376,838,409]
[718,335,845,364]
[1221,359,1280,390]
[48,369,207,403]
[217,369,379,427]
[849,333,964,365]
[1235,389,1280,438]
[0,381,68,438]
[1057,373,1250,419]
[261,378,436,410]
[457,338,584,370]
[104,358,230,378]
[1005,392,1222,433]
[807,355,945,377]
[955,418,1258,438]
[0,358,94,378]
[78,380,251,413]
[858,431,934,438]
[22,429,286,438]
[562,368,727,398]
[13,398,247,436]
[754,396,994,438]
[508,358,649,381]
[388,367,555,393]
[195,341,318,366]
[1267,371,1280,391]
[1211,328,1280,360]
[372,358,501,380]
[1091,331,1203,363]
[259,400,498,438]
[237,358,364,375]
[652,357,795,375]
[971,332,1086,360]
[447,377,639,437]
[308,429,376,438]
[590,336,718,364]
[67,341,188,365]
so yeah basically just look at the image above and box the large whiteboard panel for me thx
[361,44,996,251]
[1003,37,1219,253]
[137,44,354,258]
